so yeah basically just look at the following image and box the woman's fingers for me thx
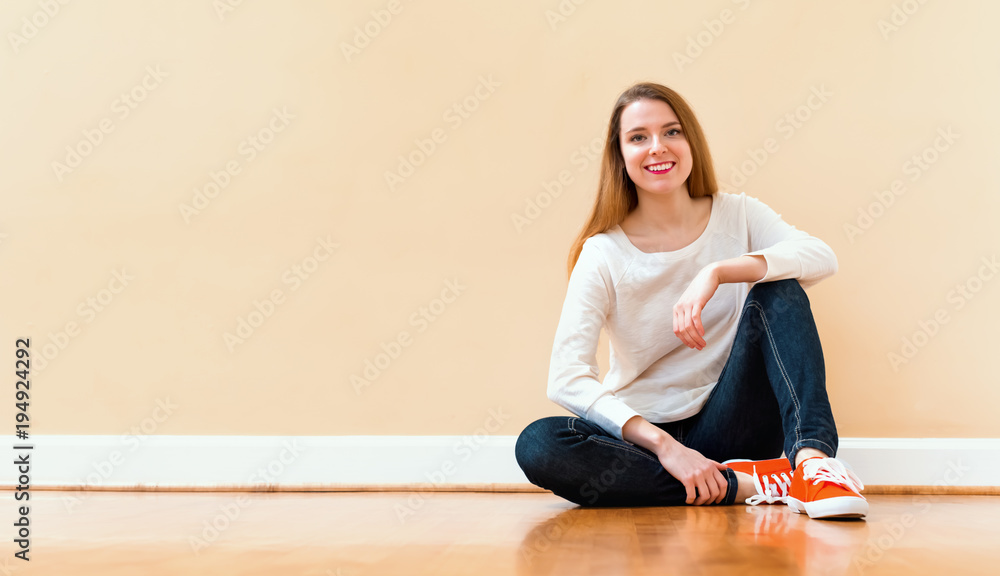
[681,306,705,350]
[683,308,692,346]
[695,479,711,505]
[713,470,729,504]
[673,309,691,348]
[676,307,693,349]
[691,465,728,506]
[683,479,696,505]
[666,450,729,506]
[709,473,723,504]
[691,308,706,345]
[687,307,706,349]
[707,461,728,504]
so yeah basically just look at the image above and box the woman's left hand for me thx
[673,265,720,351]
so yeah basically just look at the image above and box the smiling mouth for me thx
[644,161,675,174]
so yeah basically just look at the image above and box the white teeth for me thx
[647,162,675,171]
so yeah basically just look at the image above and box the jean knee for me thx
[748,278,808,309]
[514,417,563,475]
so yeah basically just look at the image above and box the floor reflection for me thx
[739,504,871,576]
[516,503,870,576]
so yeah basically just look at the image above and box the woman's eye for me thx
[629,129,680,142]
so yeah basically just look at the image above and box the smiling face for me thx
[619,98,694,198]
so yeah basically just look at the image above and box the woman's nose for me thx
[649,135,668,154]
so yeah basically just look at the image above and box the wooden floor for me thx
[5,490,998,575]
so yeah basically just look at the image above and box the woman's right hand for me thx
[656,442,730,505]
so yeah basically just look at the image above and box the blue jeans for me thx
[514,278,839,507]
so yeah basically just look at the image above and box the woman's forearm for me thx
[709,254,767,285]
[621,414,679,456]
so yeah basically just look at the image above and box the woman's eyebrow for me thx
[624,121,680,134]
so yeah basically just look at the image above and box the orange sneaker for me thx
[722,457,794,505]
[786,456,868,519]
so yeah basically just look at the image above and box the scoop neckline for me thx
[613,194,718,259]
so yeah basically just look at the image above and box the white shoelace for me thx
[745,466,792,506]
[802,457,865,495]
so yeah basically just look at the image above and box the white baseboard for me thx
[3,436,998,491]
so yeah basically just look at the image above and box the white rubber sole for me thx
[787,495,868,519]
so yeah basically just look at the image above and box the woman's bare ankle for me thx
[793,447,828,468]
[733,471,756,503]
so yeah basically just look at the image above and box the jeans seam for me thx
[792,438,836,457]
[589,437,661,464]
[568,417,661,464]
[748,300,803,450]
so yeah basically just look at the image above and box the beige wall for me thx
[1,0,997,439]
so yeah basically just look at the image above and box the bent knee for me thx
[514,417,565,473]
[748,278,808,307]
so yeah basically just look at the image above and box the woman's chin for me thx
[636,182,687,197]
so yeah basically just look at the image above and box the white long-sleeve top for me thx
[546,191,838,441]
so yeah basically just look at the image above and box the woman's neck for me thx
[627,187,699,232]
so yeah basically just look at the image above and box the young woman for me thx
[514,82,867,520]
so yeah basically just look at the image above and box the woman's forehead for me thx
[621,100,679,133]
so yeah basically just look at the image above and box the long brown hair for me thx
[566,82,718,279]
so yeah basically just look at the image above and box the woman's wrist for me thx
[710,255,767,285]
[701,263,722,286]
[622,415,678,457]
[652,431,681,457]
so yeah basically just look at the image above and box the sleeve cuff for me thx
[744,249,802,284]
[586,394,642,441]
